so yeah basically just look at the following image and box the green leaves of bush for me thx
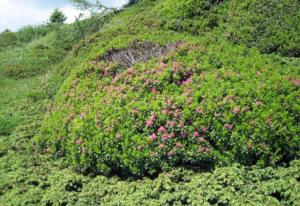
[37,38,300,177]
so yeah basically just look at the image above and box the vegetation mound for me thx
[37,0,300,177]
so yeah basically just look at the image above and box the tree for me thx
[69,0,138,11]
[69,0,116,13]
[49,9,67,24]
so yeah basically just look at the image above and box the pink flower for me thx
[175,142,184,148]
[132,109,139,114]
[193,131,200,137]
[232,106,241,115]
[159,144,165,149]
[146,112,157,128]
[182,76,193,85]
[167,151,175,157]
[76,138,83,145]
[112,74,120,83]
[167,120,176,128]
[201,127,208,133]
[195,108,203,114]
[198,137,206,143]
[161,133,175,141]
[185,87,192,95]
[224,123,233,130]
[161,133,169,141]
[158,126,167,133]
[290,78,300,86]
[168,133,175,138]
[199,147,209,153]
[149,133,158,141]
[150,88,158,94]
[127,67,134,75]
[162,109,173,116]
[146,119,155,128]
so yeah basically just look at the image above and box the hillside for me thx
[0,0,300,205]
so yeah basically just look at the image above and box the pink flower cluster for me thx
[166,120,176,128]
[149,133,158,141]
[195,108,203,114]
[146,112,157,128]
[76,138,83,145]
[175,142,184,148]
[232,106,241,115]
[161,133,175,141]
[224,123,233,130]
[289,78,300,86]
[158,126,167,133]
[162,109,173,116]
[167,150,175,157]
[199,147,209,153]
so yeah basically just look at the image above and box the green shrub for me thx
[0,115,20,135]
[155,0,300,57]
[0,30,17,50]
[37,37,300,177]
[225,0,300,57]
[16,25,50,43]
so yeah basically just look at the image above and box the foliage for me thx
[36,0,300,177]
[156,0,300,57]
[49,9,67,24]
[0,0,299,204]
[16,25,51,43]
[0,30,17,50]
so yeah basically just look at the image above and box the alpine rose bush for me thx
[37,40,300,177]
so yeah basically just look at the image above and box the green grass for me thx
[0,77,38,135]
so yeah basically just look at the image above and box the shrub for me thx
[225,0,300,57]
[37,39,300,177]
[16,25,50,43]
[0,30,17,50]
[155,0,300,57]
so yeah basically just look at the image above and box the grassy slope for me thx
[0,0,299,205]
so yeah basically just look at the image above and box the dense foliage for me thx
[157,0,300,57]
[36,0,300,177]
[0,0,299,205]
[0,30,17,50]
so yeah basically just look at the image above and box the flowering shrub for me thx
[37,39,300,177]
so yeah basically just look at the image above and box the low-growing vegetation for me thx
[0,0,299,205]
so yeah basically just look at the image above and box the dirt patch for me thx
[102,41,176,69]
